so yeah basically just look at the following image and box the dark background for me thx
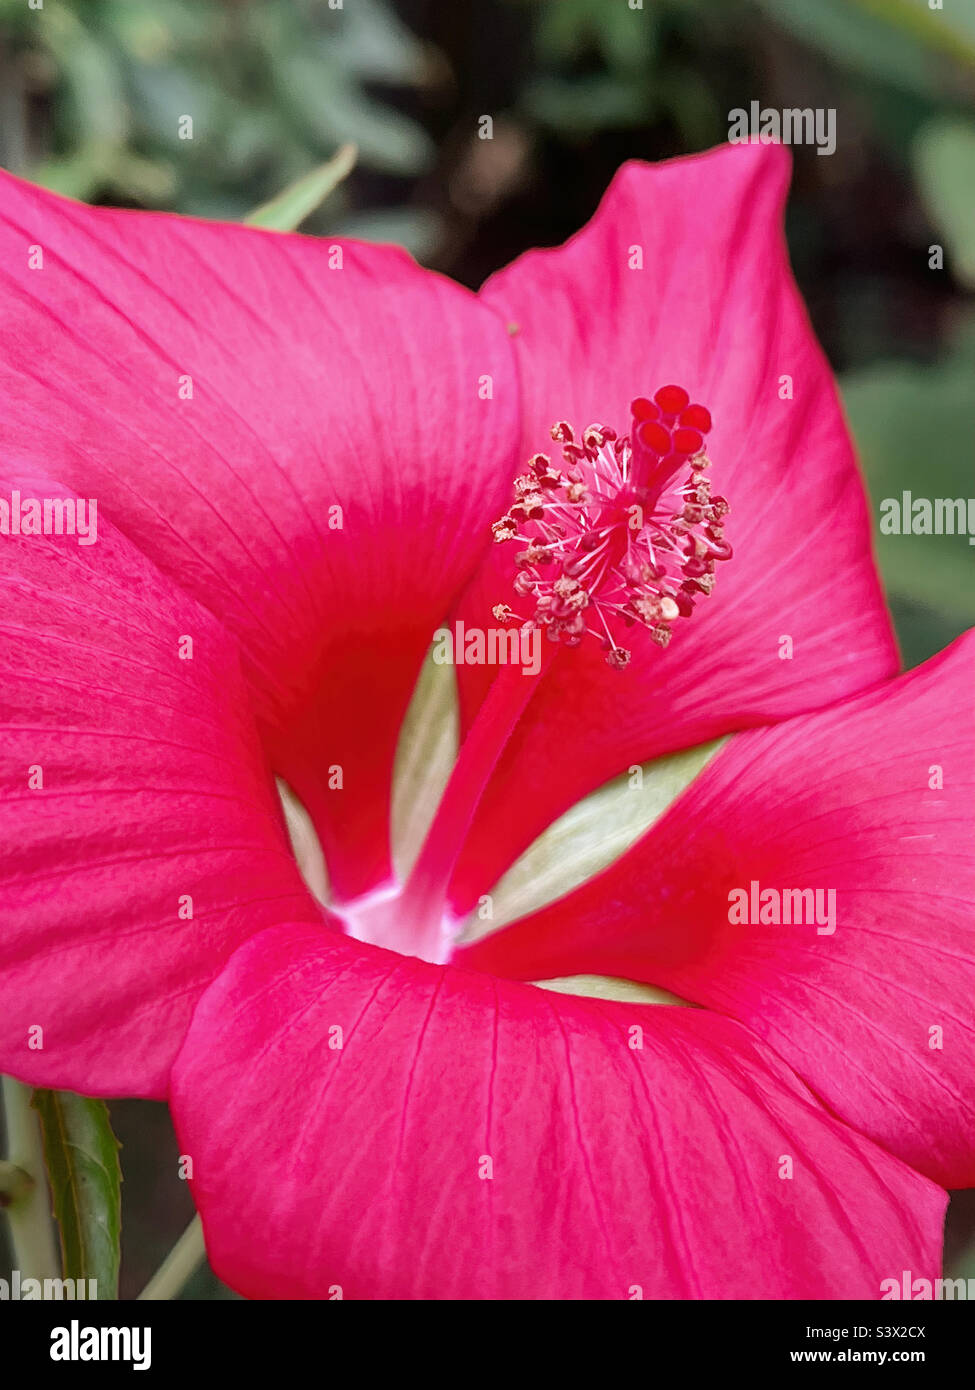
[0,0,972,1297]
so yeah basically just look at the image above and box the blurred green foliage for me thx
[843,313,975,664]
[757,0,975,93]
[0,0,433,217]
[915,118,975,288]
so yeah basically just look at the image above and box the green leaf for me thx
[31,1090,122,1299]
[243,143,358,231]
[755,0,954,98]
[525,74,652,134]
[277,776,330,905]
[531,974,695,1006]
[257,7,433,177]
[392,652,459,881]
[334,207,443,259]
[39,4,129,148]
[392,643,726,943]
[841,317,975,640]
[852,0,975,70]
[461,737,726,941]
[913,118,975,289]
[331,0,433,85]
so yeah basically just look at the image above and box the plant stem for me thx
[137,1214,206,1301]
[1,1076,60,1281]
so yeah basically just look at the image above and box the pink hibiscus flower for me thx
[0,142,971,1300]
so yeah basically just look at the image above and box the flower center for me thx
[315,387,733,966]
[491,386,730,668]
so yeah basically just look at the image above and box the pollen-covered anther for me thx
[491,385,731,668]
[516,542,552,568]
[492,515,518,542]
[582,424,615,452]
[633,594,680,623]
[511,481,546,520]
[529,453,564,489]
[552,576,589,610]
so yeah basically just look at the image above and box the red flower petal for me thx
[0,483,322,1096]
[449,143,897,914]
[461,631,975,1188]
[0,172,521,901]
[172,925,944,1300]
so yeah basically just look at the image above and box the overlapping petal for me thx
[460,631,975,1189]
[0,172,521,900]
[172,923,944,1300]
[448,142,897,914]
[1,148,963,1307]
[0,478,322,1096]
